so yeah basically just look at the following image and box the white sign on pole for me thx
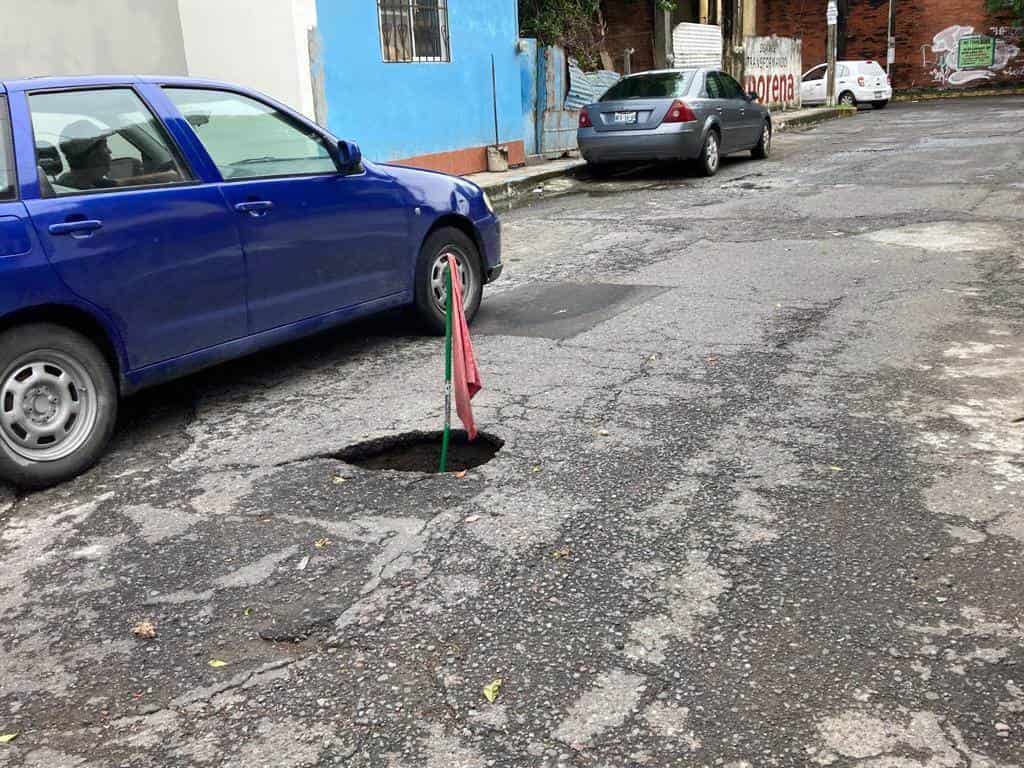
[826,0,838,26]
[887,38,896,63]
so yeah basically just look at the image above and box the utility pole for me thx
[826,0,838,106]
[886,0,896,76]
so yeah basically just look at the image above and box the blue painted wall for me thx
[315,0,524,163]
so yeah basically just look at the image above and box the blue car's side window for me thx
[162,88,337,181]
[28,88,191,198]
[0,97,16,201]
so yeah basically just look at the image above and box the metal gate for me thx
[521,44,621,159]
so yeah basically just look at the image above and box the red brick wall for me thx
[602,0,657,73]
[757,0,1024,90]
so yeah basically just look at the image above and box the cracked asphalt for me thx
[2,97,1024,767]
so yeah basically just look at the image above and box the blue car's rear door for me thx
[161,86,409,334]
[12,83,247,371]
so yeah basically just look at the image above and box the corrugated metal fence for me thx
[672,23,723,68]
[522,43,620,158]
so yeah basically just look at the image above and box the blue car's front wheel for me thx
[414,227,483,335]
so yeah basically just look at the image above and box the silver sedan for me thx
[577,67,772,176]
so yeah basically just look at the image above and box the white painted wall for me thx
[0,0,188,80]
[0,0,317,120]
[177,0,318,118]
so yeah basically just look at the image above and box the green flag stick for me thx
[439,265,453,473]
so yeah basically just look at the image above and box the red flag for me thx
[448,256,482,440]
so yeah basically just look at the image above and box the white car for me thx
[801,60,892,109]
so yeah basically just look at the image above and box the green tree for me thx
[518,0,604,68]
[518,0,676,70]
[986,0,1024,25]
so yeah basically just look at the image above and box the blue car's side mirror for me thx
[337,140,362,172]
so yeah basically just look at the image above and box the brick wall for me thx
[757,0,1024,89]
[602,0,657,73]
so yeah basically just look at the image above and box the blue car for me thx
[0,76,502,488]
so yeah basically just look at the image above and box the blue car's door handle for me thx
[49,219,104,236]
[234,200,274,215]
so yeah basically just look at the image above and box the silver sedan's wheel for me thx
[698,131,720,177]
[707,134,719,171]
[1,349,98,462]
[428,246,477,316]
[752,123,771,159]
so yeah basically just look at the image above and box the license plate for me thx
[874,91,883,98]
[614,111,637,124]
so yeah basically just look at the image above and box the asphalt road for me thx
[2,97,1024,767]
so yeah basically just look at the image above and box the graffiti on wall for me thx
[744,35,802,108]
[925,25,1022,86]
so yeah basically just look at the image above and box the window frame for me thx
[25,84,197,200]
[704,72,724,99]
[377,0,451,64]
[0,95,18,202]
[162,86,344,184]
[802,65,827,83]
[718,72,745,99]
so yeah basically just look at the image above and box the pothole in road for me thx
[336,430,504,473]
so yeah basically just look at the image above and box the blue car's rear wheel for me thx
[414,227,483,335]
[0,324,117,489]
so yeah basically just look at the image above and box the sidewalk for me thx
[772,105,848,131]
[468,156,586,204]
[465,106,846,204]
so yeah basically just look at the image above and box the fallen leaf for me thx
[297,556,310,571]
[332,476,348,485]
[531,466,542,474]
[597,429,610,437]
[483,678,503,703]
[454,470,468,479]
[829,466,844,472]
[131,620,157,639]
[552,546,571,559]
[208,659,229,668]
[243,607,253,617]
[464,515,480,523]
[0,733,17,744]
[314,538,331,549]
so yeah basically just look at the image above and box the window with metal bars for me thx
[378,0,450,63]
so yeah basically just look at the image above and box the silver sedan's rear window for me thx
[599,72,694,101]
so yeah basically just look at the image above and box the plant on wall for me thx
[518,0,676,69]
[986,0,1024,25]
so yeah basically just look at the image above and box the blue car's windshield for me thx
[600,72,694,101]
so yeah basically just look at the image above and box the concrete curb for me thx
[476,160,587,205]
[773,107,851,132]
[893,87,1024,102]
